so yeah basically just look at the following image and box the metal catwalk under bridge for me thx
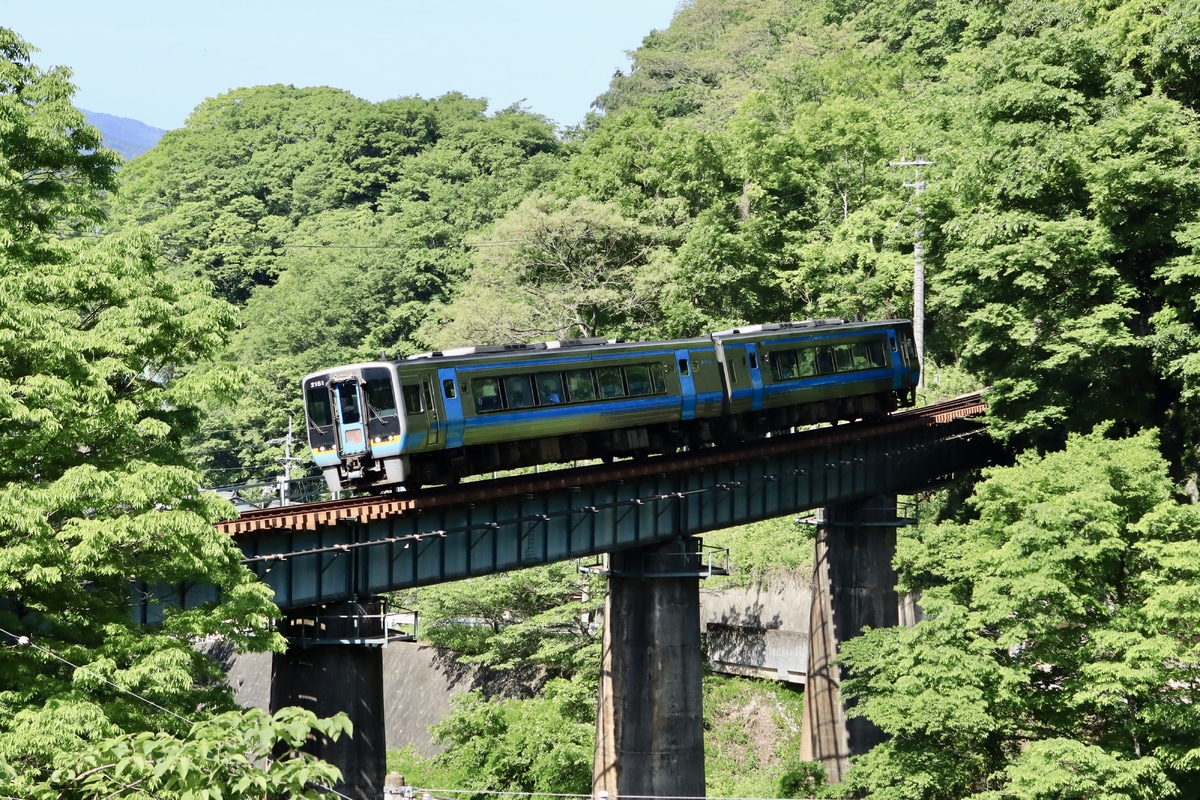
[136,392,996,619]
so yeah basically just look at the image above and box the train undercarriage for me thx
[398,388,908,491]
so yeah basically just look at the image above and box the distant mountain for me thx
[82,110,167,160]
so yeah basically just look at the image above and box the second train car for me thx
[302,318,920,493]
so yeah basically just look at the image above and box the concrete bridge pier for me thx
[270,599,388,800]
[801,495,902,783]
[593,537,707,799]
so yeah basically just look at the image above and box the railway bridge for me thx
[148,392,997,799]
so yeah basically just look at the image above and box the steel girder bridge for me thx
[141,392,995,617]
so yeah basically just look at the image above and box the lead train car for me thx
[302,318,920,493]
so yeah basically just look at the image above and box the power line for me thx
[0,626,193,726]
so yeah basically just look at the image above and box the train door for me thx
[888,330,904,387]
[423,377,441,446]
[438,367,465,448]
[675,349,697,420]
[744,342,764,412]
[401,376,438,449]
[332,379,368,457]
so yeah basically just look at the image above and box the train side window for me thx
[815,347,836,374]
[625,364,653,396]
[678,358,690,377]
[401,383,424,415]
[651,365,667,394]
[867,340,887,367]
[772,350,799,381]
[851,343,873,370]
[306,385,333,429]
[536,372,565,405]
[364,368,398,417]
[566,369,596,402]
[597,367,625,399]
[833,345,854,372]
[503,375,535,409]
[474,377,502,413]
[797,349,817,377]
[749,351,759,370]
[443,379,457,399]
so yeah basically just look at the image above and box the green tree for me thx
[840,427,1200,798]
[113,85,375,303]
[0,28,336,797]
[924,2,1200,471]
[427,678,596,798]
[51,708,349,800]
[420,194,665,347]
[415,563,604,677]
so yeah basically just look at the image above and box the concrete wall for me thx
[700,573,812,684]
[211,640,544,757]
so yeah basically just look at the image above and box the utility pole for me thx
[269,416,302,506]
[888,158,933,388]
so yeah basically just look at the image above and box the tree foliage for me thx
[0,28,337,798]
[839,428,1200,798]
[426,678,596,798]
[51,708,350,800]
[414,563,605,677]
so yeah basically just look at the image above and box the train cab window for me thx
[305,384,333,429]
[597,367,625,399]
[536,373,565,405]
[678,358,690,377]
[625,364,653,396]
[504,375,535,409]
[474,377,502,413]
[337,386,362,424]
[566,369,596,402]
[443,379,457,399]
[401,383,424,415]
[749,351,759,370]
[363,368,398,417]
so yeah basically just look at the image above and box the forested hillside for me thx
[5,0,1200,796]
[104,0,1200,491]
[106,0,1200,795]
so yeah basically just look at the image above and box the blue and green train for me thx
[302,318,921,493]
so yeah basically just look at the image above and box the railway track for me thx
[217,390,988,536]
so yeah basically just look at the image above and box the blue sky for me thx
[6,1,681,131]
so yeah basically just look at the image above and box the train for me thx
[302,318,921,493]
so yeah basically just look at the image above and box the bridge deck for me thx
[140,393,995,618]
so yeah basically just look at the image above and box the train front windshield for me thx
[337,382,363,424]
[304,375,337,451]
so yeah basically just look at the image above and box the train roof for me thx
[402,333,711,365]
[710,318,911,342]
[302,319,913,383]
